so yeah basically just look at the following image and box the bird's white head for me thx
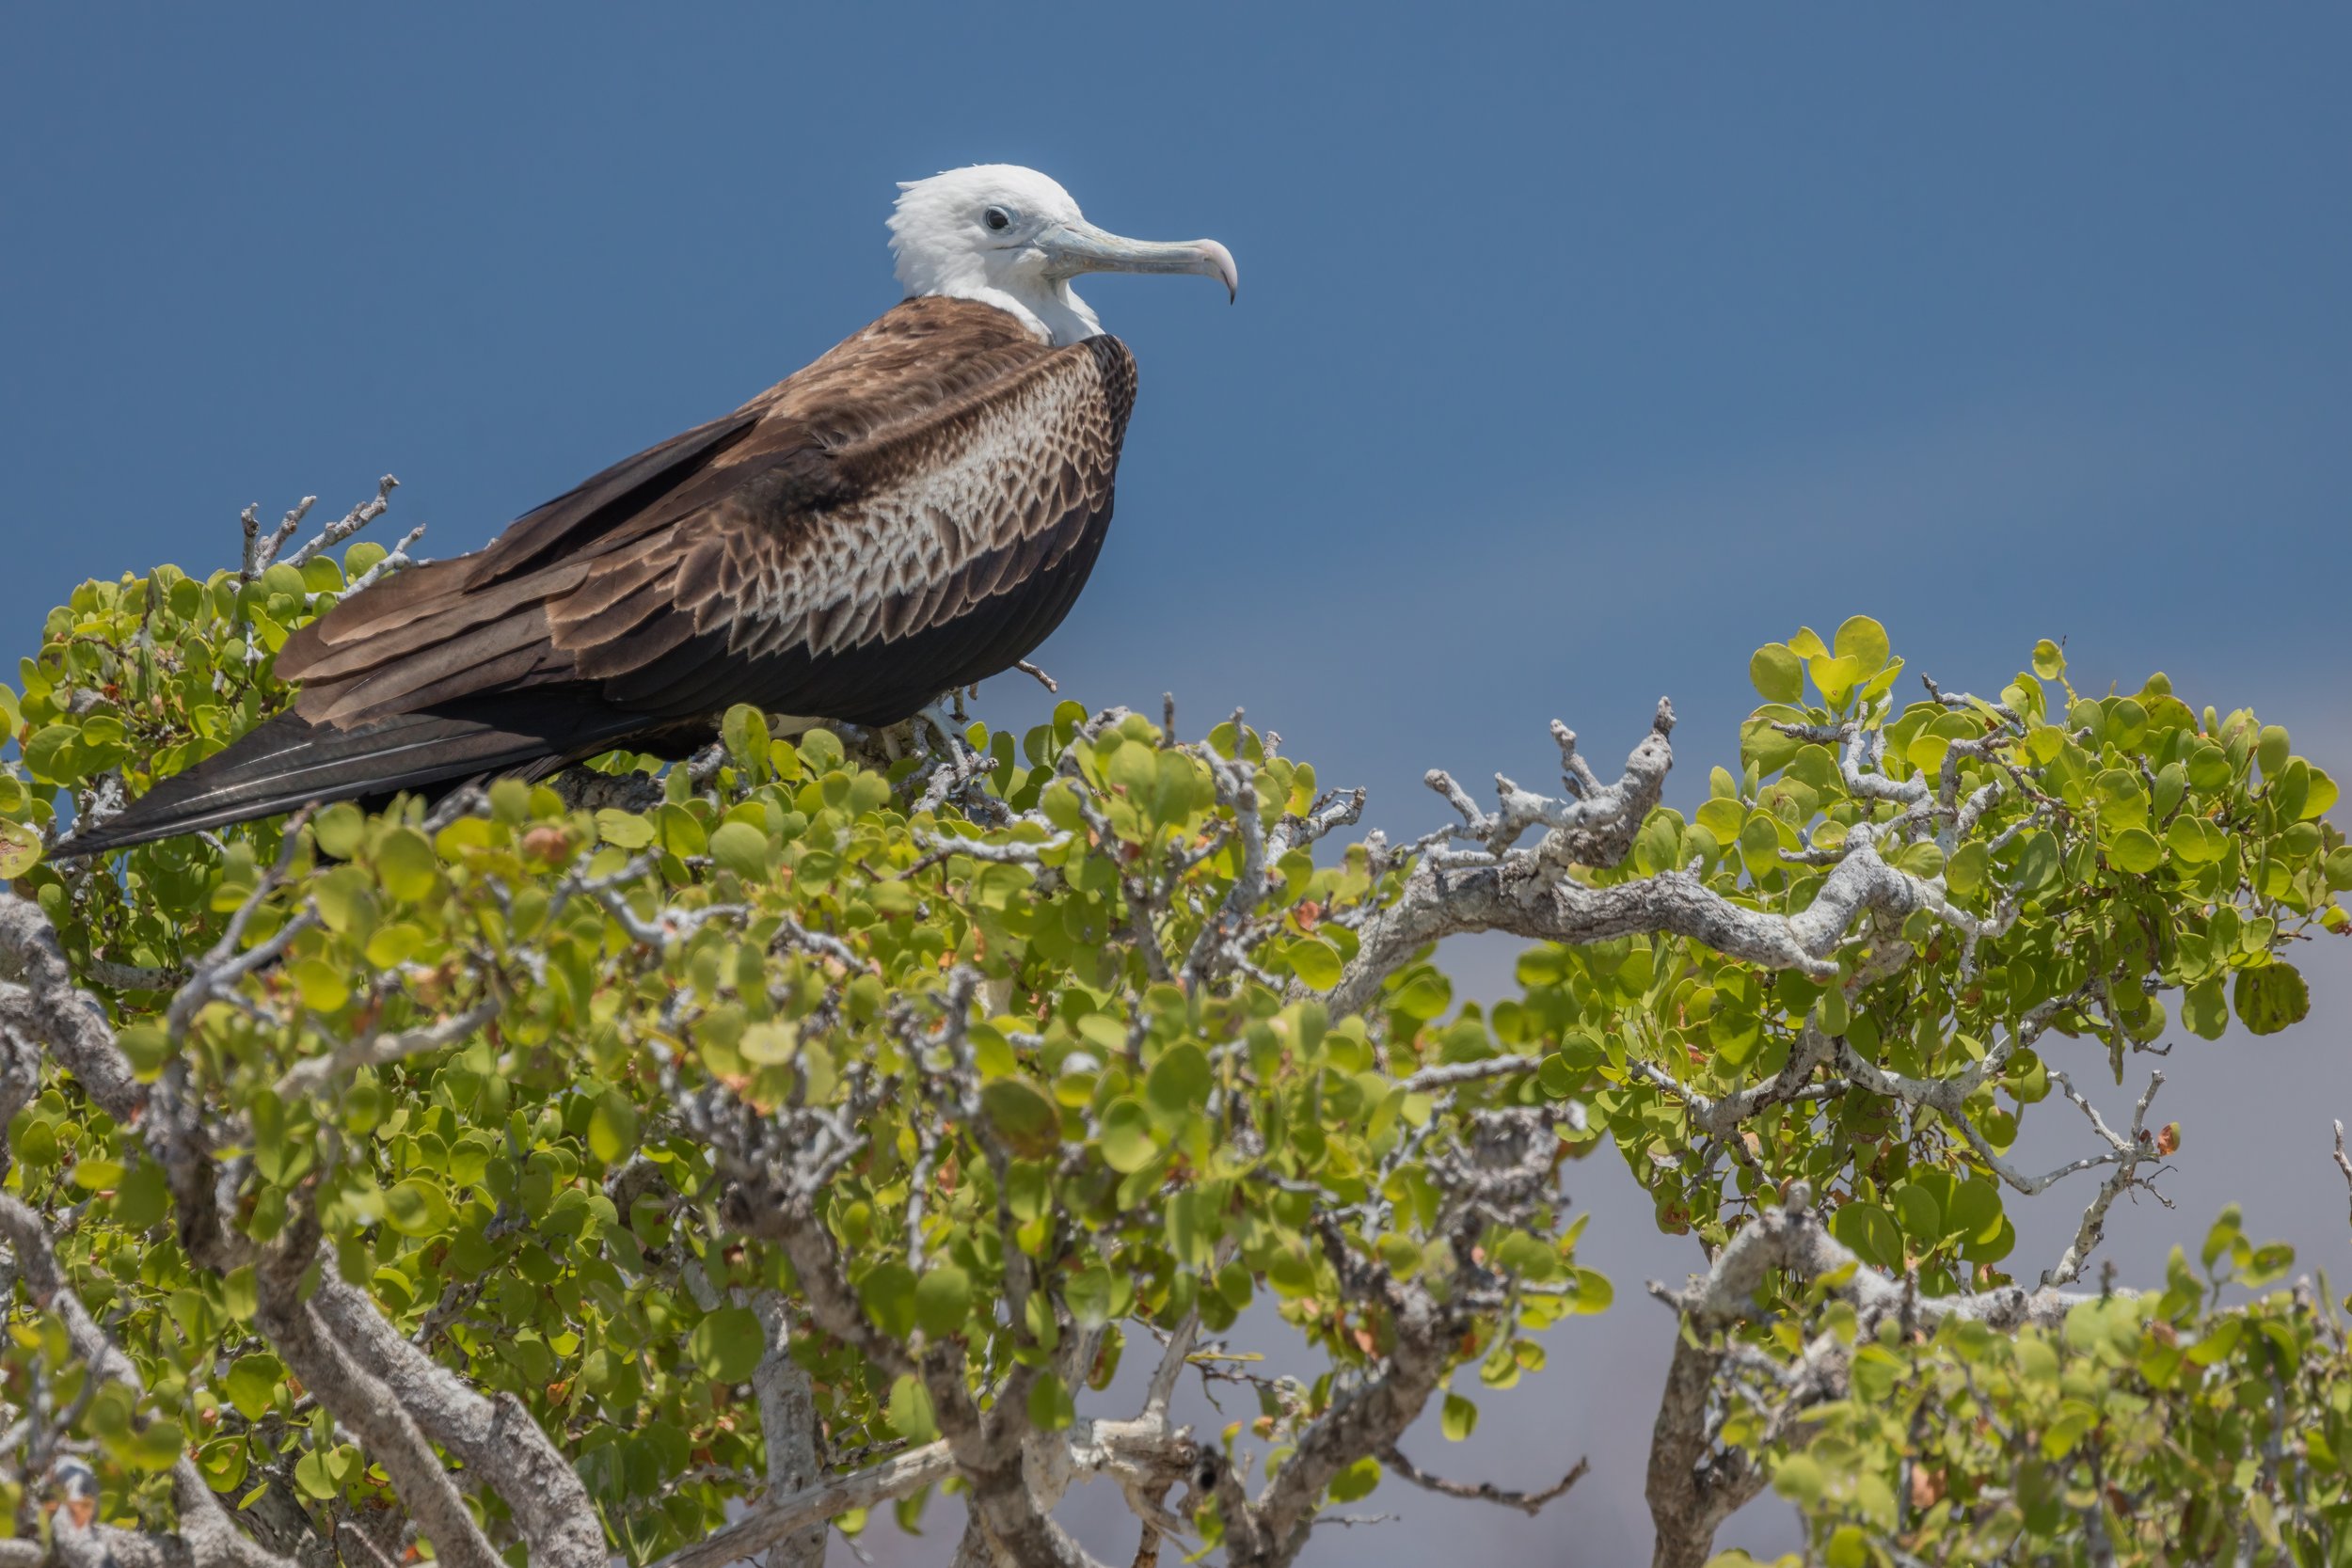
[889,165,1236,346]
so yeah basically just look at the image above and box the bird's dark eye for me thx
[983,207,1011,231]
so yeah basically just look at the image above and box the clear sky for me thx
[6,7,2349,1563]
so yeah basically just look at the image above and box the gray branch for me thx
[1644,1190,2107,1568]
[0,1196,294,1568]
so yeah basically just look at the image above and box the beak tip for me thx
[1199,239,1238,305]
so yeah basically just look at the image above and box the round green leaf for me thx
[2182,979,2229,1040]
[1833,615,1891,675]
[914,1265,973,1338]
[2296,766,2338,822]
[1749,642,1804,705]
[0,818,42,879]
[290,958,350,1013]
[1099,1098,1159,1173]
[2166,815,2224,864]
[1026,1370,1074,1433]
[1892,1182,1943,1245]
[691,1306,766,1383]
[708,819,772,881]
[2108,827,2163,875]
[1144,1043,1212,1122]
[1327,1455,1381,1504]
[383,1177,453,1238]
[1944,840,1990,897]
[979,1078,1063,1158]
[1772,1453,1824,1504]
[1829,1201,1902,1271]
[374,826,441,902]
[587,1091,641,1164]
[1287,936,1343,991]
[1807,653,1864,705]
[596,809,656,849]
[224,1353,287,1420]
[2257,724,2292,777]
[312,802,366,859]
[2234,962,2310,1037]
[859,1263,919,1338]
[887,1373,938,1442]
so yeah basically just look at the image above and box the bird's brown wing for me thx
[279,295,1137,731]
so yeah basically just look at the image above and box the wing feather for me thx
[278,298,1134,738]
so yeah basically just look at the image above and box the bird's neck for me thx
[926,279,1102,347]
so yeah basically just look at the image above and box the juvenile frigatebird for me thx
[61,166,1234,855]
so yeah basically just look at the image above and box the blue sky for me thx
[6,7,2349,1563]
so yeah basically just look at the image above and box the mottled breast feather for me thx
[278,296,1138,734]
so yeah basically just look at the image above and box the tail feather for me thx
[54,699,646,857]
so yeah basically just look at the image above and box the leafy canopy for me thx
[0,553,2344,1568]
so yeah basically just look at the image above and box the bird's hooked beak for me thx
[1036,221,1238,302]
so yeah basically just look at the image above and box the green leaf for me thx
[799,727,845,771]
[312,802,366,859]
[722,705,772,774]
[224,1353,287,1420]
[2031,638,2066,680]
[1327,1455,1381,1505]
[1892,1182,1943,1245]
[290,958,350,1013]
[111,1158,169,1230]
[1737,815,1784,879]
[980,1079,1063,1158]
[1568,1267,1613,1313]
[1772,1453,1824,1505]
[1833,615,1891,675]
[2182,979,2228,1040]
[0,817,42,879]
[1145,1043,1212,1122]
[691,1307,766,1383]
[1748,643,1804,704]
[587,1091,640,1164]
[1440,1390,1479,1441]
[196,1436,248,1495]
[383,1178,453,1238]
[374,826,440,902]
[294,1449,338,1500]
[888,1374,938,1442]
[1099,1099,1160,1173]
[1065,1264,1115,1329]
[2166,815,2224,864]
[2258,724,2292,777]
[1287,937,1343,991]
[1807,653,1864,705]
[1027,1370,1075,1432]
[914,1265,973,1338]
[23,723,82,783]
[2109,826,2163,875]
[2234,963,2310,1036]
[859,1263,919,1338]
[1830,1202,1902,1271]
[1944,840,1990,897]
[708,820,772,881]
[596,809,656,849]
[2300,767,2340,822]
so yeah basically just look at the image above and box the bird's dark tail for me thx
[53,698,649,858]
